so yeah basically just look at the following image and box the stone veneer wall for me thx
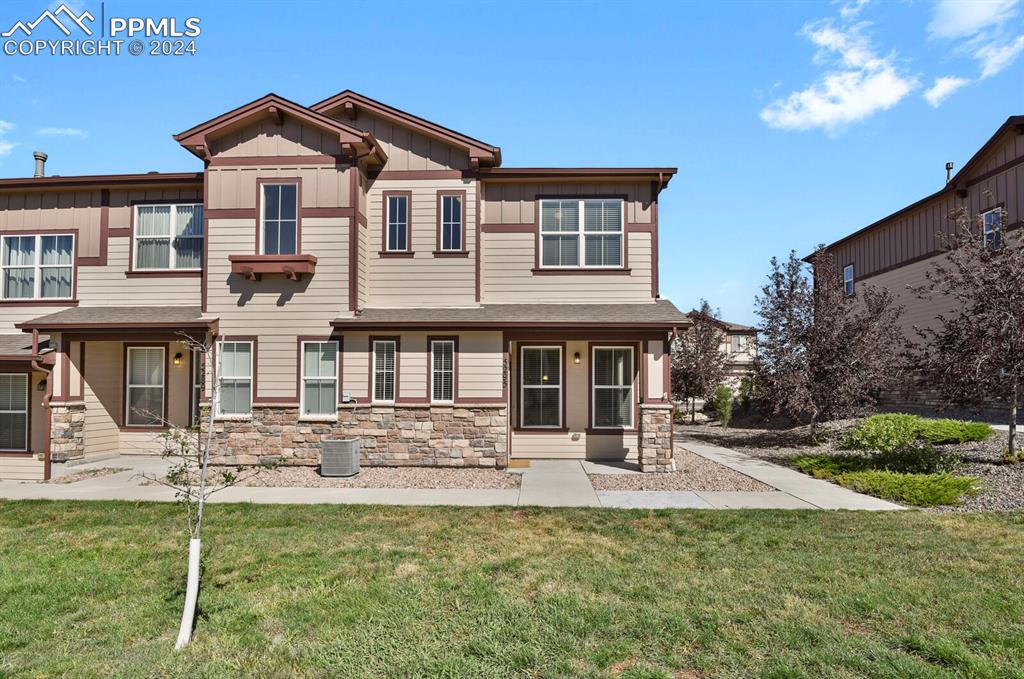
[49,402,85,462]
[638,404,674,473]
[204,404,509,468]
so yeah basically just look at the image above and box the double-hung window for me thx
[438,193,463,251]
[373,340,397,402]
[843,264,855,297]
[431,340,455,403]
[730,335,748,353]
[520,346,562,428]
[261,184,298,255]
[126,347,165,427]
[540,198,623,268]
[386,194,410,252]
[592,347,633,429]
[134,204,203,270]
[0,374,28,451]
[983,208,1002,250]
[218,341,253,416]
[1,234,74,300]
[301,341,338,417]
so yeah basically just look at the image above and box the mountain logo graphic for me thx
[2,4,95,38]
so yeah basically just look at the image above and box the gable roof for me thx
[173,93,387,168]
[310,89,501,168]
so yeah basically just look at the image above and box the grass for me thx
[3,502,1024,677]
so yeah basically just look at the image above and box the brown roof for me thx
[16,306,215,332]
[0,334,41,360]
[332,300,690,329]
[686,311,756,333]
[478,167,676,191]
[0,172,203,191]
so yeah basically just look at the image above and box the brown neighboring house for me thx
[819,114,1023,414]
[0,90,686,480]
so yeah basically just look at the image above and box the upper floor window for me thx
[386,194,410,252]
[1,234,74,300]
[843,264,855,297]
[438,193,463,252]
[982,208,1002,250]
[134,204,203,270]
[730,335,749,353]
[540,198,623,268]
[261,184,298,255]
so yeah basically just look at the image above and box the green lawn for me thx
[2,503,1024,678]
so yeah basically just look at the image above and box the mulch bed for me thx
[588,450,772,492]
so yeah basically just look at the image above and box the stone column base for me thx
[49,402,86,462]
[638,404,674,473]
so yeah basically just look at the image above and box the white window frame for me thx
[982,208,1002,249]
[216,340,254,419]
[430,340,455,404]
[372,340,397,404]
[843,264,855,297]
[0,233,75,301]
[300,340,339,419]
[439,194,463,252]
[730,335,748,353]
[260,183,299,256]
[591,346,634,430]
[125,346,166,427]
[0,373,28,451]
[539,198,624,269]
[386,195,409,252]
[519,345,563,429]
[132,203,204,271]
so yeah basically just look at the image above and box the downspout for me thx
[29,329,53,481]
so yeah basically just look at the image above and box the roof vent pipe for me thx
[945,161,954,184]
[33,151,47,178]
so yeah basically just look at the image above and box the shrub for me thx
[840,414,921,454]
[792,454,872,478]
[834,470,980,507]
[917,419,993,445]
[875,444,961,474]
[738,376,754,413]
[713,386,734,427]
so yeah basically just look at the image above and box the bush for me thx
[713,386,734,427]
[834,470,980,507]
[876,444,962,474]
[840,414,921,454]
[917,418,993,445]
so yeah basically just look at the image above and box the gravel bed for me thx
[227,465,520,490]
[588,450,772,492]
[46,467,128,484]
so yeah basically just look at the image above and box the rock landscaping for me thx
[226,465,520,490]
[588,450,771,492]
[46,467,128,484]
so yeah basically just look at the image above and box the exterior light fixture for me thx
[573,352,581,364]
[173,352,183,366]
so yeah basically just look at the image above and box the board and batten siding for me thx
[481,181,654,225]
[330,110,472,172]
[208,119,344,158]
[207,165,350,210]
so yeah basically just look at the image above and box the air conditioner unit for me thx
[320,439,361,477]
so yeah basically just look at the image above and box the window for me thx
[983,208,1003,249]
[843,264,855,297]
[126,347,165,427]
[386,194,409,252]
[730,335,749,353]
[190,348,203,427]
[301,341,338,417]
[438,194,463,251]
[540,198,623,268]
[0,374,28,451]
[373,340,396,402]
[261,184,298,255]
[431,340,455,403]
[520,346,562,428]
[592,347,633,429]
[134,204,203,270]
[218,341,253,416]
[1,234,74,300]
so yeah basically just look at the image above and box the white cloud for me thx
[38,127,88,139]
[761,20,918,132]
[0,120,16,157]
[11,74,27,84]
[923,75,971,106]
[838,0,871,19]
[974,33,1024,76]
[928,0,1018,40]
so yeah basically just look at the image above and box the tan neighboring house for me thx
[820,114,1023,413]
[718,320,756,389]
[0,90,686,480]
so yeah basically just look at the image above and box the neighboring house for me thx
[0,91,685,480]
[819,115,1023,413]
[718,320,756,389]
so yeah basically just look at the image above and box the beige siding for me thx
[481,230,653,303]
[647,340,665,400]
[208,119,344,158]
[107,187,203,235]
[342,332,370,400]
[337,110,471,171]
[366,179,477,307]
[481,181,653,225]
[0,189,103,257]
[83,341,120,457]
[208,165,350,210]
[0,455,44,480]
[78,237,201,305]
[400,333,427,400]
[458,332,503,399]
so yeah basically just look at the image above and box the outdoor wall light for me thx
[37,379,47,392]
[573,352,581,364]
[173,352,183,366]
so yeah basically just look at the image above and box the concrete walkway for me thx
[0,444,902,510]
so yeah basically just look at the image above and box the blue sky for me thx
[0,0,1022,325]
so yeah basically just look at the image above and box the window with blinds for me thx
[540,198,623,268]
[262,184,298,255]
[218,341,253,416]
[126,347,165,426]
[592,347,633,428]
[134,204,203,270]
[386,195,409,252]
[431,340,455,402]
[302,341,338,416]
[0,374,28,451]
[373,340,396,402]
[439,194,463,251]
[982,208,1003,250]
[520,346,562,428]
[1,234,74,300]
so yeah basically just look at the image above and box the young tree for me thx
[671,300,729,422]
[912,206,1024,457]
[754,248,904,438]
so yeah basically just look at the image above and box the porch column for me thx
[49,335,85,462]
[638,405,674,472]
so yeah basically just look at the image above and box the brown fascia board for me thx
[814,114,1024,258]
[331,319,680,329]
[478,167,677,191]
[15,319,218,332]
[0,353,39,361]
[0,172,203,191]
[310,89,501,165]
